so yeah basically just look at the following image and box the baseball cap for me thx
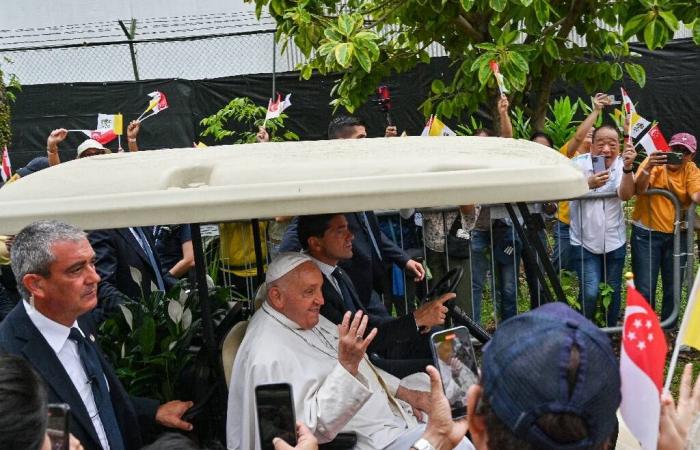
[76,139,110,158]
[481,302,621,449]
[16,156,50,177]
[669,133,697,153]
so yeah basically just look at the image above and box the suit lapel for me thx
[116,227,151,267]
[13,307,101,447]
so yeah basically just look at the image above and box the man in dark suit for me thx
[0,220,193,450]
[280,116,425,316]
[88,227,177,323]
[297,214,450,367]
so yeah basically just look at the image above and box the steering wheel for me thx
[425,267,464,301]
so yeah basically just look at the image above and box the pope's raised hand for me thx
[337,311,377,376]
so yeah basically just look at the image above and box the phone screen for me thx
[591,155,607,174]
[430,326,479,419]
[47,404,70,450]
[255,383,297,450]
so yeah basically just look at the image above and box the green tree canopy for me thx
[249,0,700,129]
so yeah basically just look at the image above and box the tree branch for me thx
[454,14,484,41]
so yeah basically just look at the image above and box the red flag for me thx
[620,286,667,449]
[90,129,117,145]
[1,146,11,182]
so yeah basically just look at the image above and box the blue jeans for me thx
[631,225,686,326]
[552,220,573,272]
[470,229,519,324]
[570,244,626,326]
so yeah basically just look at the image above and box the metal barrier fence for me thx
[202,188,692,332]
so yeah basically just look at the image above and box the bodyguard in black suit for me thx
[297,214,451,365]
[0,221,193,450]
[88,227,177,323]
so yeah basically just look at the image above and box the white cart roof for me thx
[0,136,587,233]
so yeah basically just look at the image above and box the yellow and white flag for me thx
[629,112,650,140]
[96,113,123,135]
[679,268,700,351]
[421,115,455,137]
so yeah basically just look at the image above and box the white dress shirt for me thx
[23,301,111,450]
[308,255,342,295]
[569,155,627,254]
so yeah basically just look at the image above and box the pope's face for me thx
[278,262,325,329]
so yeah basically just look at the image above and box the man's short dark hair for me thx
[327,116,366,139]
[473,128,494,137]
[297,214,339,250]
[0,354,49,450]
[530,131,554,147]
[592,123,620,141]
[141,433,204,449]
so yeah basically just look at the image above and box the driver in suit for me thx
[0,220,193,450]
[297,213,451,374]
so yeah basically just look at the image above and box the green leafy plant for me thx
[596,282,615,327]
[456,116,485,136]
[99,269,231,402]
[510,106,533,140]
[248,0,695,128]
[559,269,581,311]
[0,58,21,148]
[544,97,579,148]
[199,97,299,144]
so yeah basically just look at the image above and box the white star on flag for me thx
[637,341,646,350]
[646,320,652,329]
[634,319,642,328]
[648,334,654,342]
[627,331,636,340]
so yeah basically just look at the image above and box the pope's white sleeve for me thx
[302,362,373,443]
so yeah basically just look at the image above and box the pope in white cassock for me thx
[226,253,473,450]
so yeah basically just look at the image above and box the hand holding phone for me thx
[430,327,479,419]
[665,152,683,165]
[256,383,297,450]
[47,404,70,450]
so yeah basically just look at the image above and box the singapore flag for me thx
[619,285,668,449]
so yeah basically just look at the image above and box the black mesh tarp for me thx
[7,39,700,169]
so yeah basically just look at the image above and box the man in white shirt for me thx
[226,253,474,450]
[0,220,194,450]
[569,125,636,326]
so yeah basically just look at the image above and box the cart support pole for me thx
[190,223,218,367]
[251,219,265,287]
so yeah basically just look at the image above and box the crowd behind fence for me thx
[203,188,695,333]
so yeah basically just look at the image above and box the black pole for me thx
[118,19,140,81]
[251,219,265,287]
[190,224,217,368]
[504,204,555,307]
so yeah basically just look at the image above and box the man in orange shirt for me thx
[632,133,700,325]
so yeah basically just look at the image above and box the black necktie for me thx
[331,267,358,313]
[69,328,125,450]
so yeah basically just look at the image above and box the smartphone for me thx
[47,404,70,450]
[665,152,683,164]
[591,155,607,174]
[255,383,297,450]
[430,326,479,419]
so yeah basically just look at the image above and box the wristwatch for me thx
[411,438,437,450]
[622,166,634,174]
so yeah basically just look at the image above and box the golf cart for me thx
[0,135,588,447]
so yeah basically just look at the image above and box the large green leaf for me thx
[694,20,700,46]
[490,0,507,13]
[355,48,372,73]
[509,51,530,73]
[337,15,355,37]
[610,62,623,81]
[534,0,550,26]
[624,62,646,88]
[334,42,354,68]
[139,316,156,356]
[460,0,475,11]
[643,19,668,49]
[658,10,679,31]
[544,38,560,60]
[431,79,446,94]
[622,13,650,41]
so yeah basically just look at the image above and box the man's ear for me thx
[267,285,285,309]
[307,236,323,255]
[22,274,46,300]
[467,384,488,449]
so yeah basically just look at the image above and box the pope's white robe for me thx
[226,302,426,450]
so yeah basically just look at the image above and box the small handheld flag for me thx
[620,87,636,117]
[420,115,455,137]
[1,146,12,182]
[665,266,700,391]
[637,124,670,154]
[489,61,508,97]
[620,282,668,450]
[263,93,292,126]
[137,91,169,122]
